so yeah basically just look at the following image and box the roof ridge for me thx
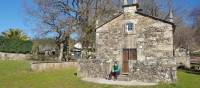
[135,12,174,25]
[95,11,175,31]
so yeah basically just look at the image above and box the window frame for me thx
[126,22,134,32]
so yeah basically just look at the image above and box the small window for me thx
[126,23,134,32]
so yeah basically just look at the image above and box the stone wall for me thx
[78,59,176,83]
[137,25,174,61]
[175,48,190,68]
[129,59,176,83]
[96,12,174,62]
[31,62,77,72]
[88,5,176,83]
[0,52,31,60]
[78,59,111,78]
[96,15,125,65]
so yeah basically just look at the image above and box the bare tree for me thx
[138,0,161,17]
[191,7,200,48]
[138,0,187,23]
[26,0,194,60]
[174,23,194,49]
[76,0,122,49]
[25,0,122,60]
[24,0,76,61]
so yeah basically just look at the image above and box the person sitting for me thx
[108,61,120,80]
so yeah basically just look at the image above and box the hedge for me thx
[0,36,32,54]
[191,50,200,57]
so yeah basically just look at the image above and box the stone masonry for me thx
[175,48,190,68]
[0,52,31,60]
[31,62,77,72]
[78,2,176,83]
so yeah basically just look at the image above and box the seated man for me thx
[108,61,120,80]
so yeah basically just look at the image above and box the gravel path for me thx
[82,78,157,86]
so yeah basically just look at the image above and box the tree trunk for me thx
[58,43,64,61]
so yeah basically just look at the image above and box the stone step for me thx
[117,75,130,81]
[119,74,128,77]
[121,73,129,75]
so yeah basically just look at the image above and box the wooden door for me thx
[129,49,137,60]
[122,49,137,73]
[123,49,129,73]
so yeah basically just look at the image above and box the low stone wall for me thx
[129,59,176,83]
[78,59,110,78]
[78,58,176,83]
[175,48,190,68]
[0,52,31,60]
[176,56,190,68]
[31,62,77,72]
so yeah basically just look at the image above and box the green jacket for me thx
[112,65,120,72]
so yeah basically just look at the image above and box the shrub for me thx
[0,37,32,54]
[191,52,200,57]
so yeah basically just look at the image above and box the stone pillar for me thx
[124,0,128,5]
[168,0,174,23]
[123,0,138,13]
[169,9,174,23]
[95,20,99,28]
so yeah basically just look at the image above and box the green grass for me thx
[0,60,200,88]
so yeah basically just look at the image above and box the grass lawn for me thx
[0,60,200,88]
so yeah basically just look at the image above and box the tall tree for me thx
[76,0,122,48]
[191,7,200,47]
[174,24,194,49]
[25,0,121,60]
[25,0,75,61]
[138,0,161,17]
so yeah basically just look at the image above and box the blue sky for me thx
[0,0,200,38]
[0,0,34,37]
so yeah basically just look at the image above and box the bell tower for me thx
[123,0,139,13]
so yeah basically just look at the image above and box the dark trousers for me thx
[109,72,117,80]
